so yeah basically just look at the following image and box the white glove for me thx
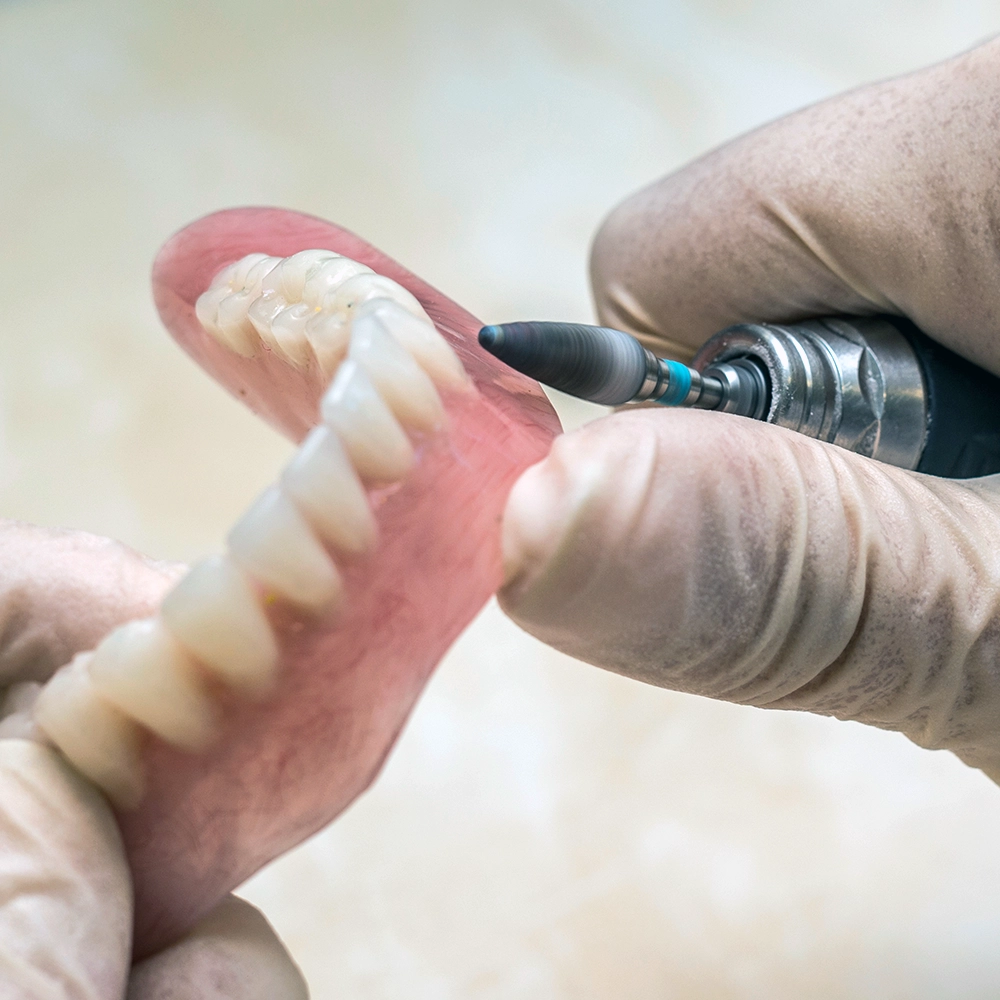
[499,39,1000,783]
[0,522,307,998]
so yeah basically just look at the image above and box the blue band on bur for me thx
[655,361,692,406]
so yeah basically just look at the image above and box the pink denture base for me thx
[124,207,560,955]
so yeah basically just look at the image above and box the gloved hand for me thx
[0,521,307,998]
[498,38,1000,783]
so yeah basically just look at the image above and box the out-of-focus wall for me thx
[2,1,1000,996]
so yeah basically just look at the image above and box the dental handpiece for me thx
[478,317,1000,478]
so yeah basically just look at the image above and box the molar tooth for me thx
[261,250,339,301]
[87,618,218,752]
[282,427,377,555]
[208,266,237,291]
[304,311,351,378]
[213,288,260,358]
[33,653,145,809]
[248,292,288,355]
[355,298,472,392]
[321,360,415,482]
[228,487,343,613]
[348,311,445,432]
[160,556,279,697]
[242,255,283,294]
[269,302,316,368]
[323,273,428,324]
[195,283,229,334]
[220,252,271,291]
[301,257,373,308]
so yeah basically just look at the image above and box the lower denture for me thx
[122,207,560,956]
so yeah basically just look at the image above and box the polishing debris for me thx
[477,321,768,414]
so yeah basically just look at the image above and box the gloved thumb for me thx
[128,895,308,1000]
[498,407,1000,780]
[0,738,133,996]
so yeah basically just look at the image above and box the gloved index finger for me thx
[589,38,1000,379]
[0,521,180,690]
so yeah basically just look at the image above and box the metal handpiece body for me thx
[478,317,1000,478]
[694,317,926,471]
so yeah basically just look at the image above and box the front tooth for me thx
[354,298,471,392]
[33,653,145,809]
[87,618,218,752]
[348,311,445,433]
[269,302,316,368]
[323,273,428,324]
[321,360,415,482]
[227,487,343,613]
[160,556,279,697]
[301,257,373,308]
[282,427,377,555]
[261,249,339,301]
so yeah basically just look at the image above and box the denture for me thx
[22,207,559,956]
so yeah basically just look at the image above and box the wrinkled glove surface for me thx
[0,522,307,999]
[499,39,1000,783]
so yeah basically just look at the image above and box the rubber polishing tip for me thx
[478,325,503,352]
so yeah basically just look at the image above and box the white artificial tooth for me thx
[207,265,237,291]
[33,653,145,809]
[261,249,339,301]
[225,252,272,291]
[282,427,378,555]
[259,257,296,299]
[160,556,279,697]
[213,288,260,358]
[304,311,351,378]
[348,311,445,433]
[248,290,285,326]
[320,360,415,482]
[248,292,288,354]
[87,618,218,752]
[269,302,316,368]
[323,273,428,324]
[301,257,373,308]
[354,298,472,392]
[228,486,343,613]
[195,283,229,334]
[243,255,283,294]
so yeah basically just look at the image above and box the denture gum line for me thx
[15,250,472,809]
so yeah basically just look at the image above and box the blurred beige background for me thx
[2,0,1000,996]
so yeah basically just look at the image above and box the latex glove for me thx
[0,521,307,998]
[499,39,1000,783]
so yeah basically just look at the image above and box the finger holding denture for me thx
[28,251,474,809]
